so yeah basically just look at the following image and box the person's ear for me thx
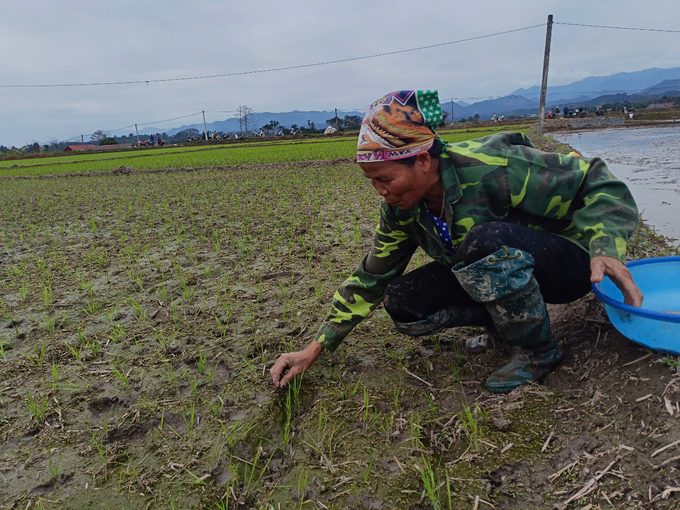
[415,152,431,173]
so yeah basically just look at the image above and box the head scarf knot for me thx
[357,90,444,163]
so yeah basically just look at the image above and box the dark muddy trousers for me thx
[383,222,592,325]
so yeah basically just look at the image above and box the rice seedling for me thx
[28,341,47,367]
[183,402,197,433]
[49,452,62,482]
[85,337,102,356]
[26,392,49,424]
[283,387,293,452]
[196,348,207,374]
[18,283,30,300]
[82,296,99,316]
[339,374,363,400]
[459,402,485,452]
[0,335,9,360]
[112,359,131,389]
[296,465,309,507]
[239,445,273,501]
[107,323,125,343]
[127,297,147,321]
[414,456,453,510]
[40,281,53,308]
[44,316,57,336]
[158,283,168,304]
[363,386,370,425]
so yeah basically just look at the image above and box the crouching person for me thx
[271,89,643,393]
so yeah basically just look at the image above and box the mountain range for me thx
[137,67,680,135]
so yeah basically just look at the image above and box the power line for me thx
[137,111,203,126]
[104,124,136,133]
[0,24,544,89]
[555,22,680,34]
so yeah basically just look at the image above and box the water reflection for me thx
[554,126,680,245]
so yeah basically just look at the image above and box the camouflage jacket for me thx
[315,132,639,352]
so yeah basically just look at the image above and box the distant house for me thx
[646,102,674,110]
[64,145,98,152]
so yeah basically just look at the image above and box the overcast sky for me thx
[1,0,679,147]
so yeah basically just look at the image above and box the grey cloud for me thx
[1,0,679,146]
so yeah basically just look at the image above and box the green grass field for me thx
[0,125,528,178]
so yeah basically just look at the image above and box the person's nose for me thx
[371,180,389,196]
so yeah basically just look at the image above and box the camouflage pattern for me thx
[453,247,551,348]
[315,132,639,352]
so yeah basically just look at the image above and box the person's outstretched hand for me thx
[270,341,323,389]
[591,256,644,307]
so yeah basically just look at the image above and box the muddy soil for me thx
[0,133,679,509]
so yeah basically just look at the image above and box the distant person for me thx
[270,89,642,393]
[563,105,569,118]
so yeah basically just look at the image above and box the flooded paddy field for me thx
[555,126,680,244]
[1,131,679,509]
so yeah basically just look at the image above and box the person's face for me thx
[359,153,433,210]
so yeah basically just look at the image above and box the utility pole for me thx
[135,124,140,146]
[81,134,84,145]
[451,101,454,125]
[537,14,553,136]
[335,108,339,131]
[202,110,208,141]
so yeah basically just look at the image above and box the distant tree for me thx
[439,111,449,127]
[307,120,315,131]
[48,139,61,152]
[290,124,299,131]
[474,113,480,122]
[172,128,200,143]
[99,137,118,146]
[90,130,107,143]
[26,142,41,154]
[0,145,9,153]
[262,120,281,135]
[341,115,362,130]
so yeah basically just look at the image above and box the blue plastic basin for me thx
[591,256,680,355]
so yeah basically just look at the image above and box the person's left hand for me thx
[590,256,644,307]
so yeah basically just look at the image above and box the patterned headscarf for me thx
[356,90,444,163]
